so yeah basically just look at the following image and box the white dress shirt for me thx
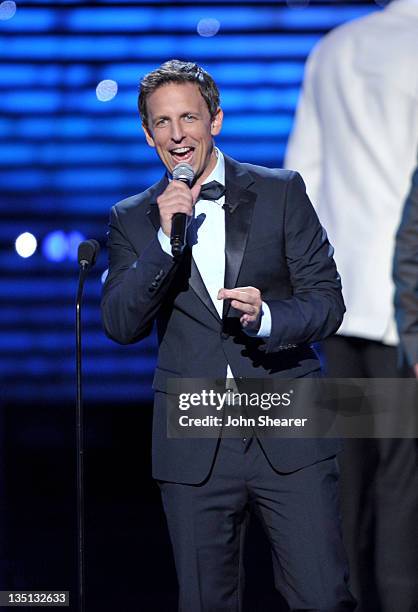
[158,148,272,376]
[285,0,418,345]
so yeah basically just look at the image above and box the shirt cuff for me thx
[243,301,272,338]
[158,228,173,257]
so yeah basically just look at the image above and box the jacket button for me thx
[221,332,229,340]
[151,281,159,288]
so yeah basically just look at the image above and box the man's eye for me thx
[184,114,195,122]
[156,119,168,127]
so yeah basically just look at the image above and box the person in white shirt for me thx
[285,2,418,611]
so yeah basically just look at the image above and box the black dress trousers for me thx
[159,436,356,612]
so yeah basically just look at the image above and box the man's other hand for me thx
[218,286,262,332]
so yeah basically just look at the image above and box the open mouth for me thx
[170,146,195,164]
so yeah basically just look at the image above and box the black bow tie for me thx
[197,180,226,202]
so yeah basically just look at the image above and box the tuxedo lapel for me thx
[145,174,169,231]
[223,155,257,318]
[189,257,221,322]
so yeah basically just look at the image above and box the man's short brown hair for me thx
[138,59,220,127]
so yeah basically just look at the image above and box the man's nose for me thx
[170,120,185,143]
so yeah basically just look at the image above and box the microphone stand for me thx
[75,239,99,612]
[75,262,89,612]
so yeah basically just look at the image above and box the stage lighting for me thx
[15,232,37,258]
[96,79,118,102]
[197,18,220,38]
[0,1,16,20]
[42,230,68,262]
[67,231,86,261]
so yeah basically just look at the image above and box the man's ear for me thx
[142,122,156,148]
[211,108,223,136]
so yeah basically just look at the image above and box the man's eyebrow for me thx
[151,111,201,123]
[181,111,201,117]
[152,114,170,123]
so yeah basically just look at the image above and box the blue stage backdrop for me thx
[0,1,377,404]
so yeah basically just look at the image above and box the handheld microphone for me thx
[170,163,195,258]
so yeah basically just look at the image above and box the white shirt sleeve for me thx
[243,301,272,338]
[158,227,173,257]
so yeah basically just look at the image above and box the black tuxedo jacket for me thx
[101,155,345,483]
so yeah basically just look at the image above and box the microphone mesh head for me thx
[172,163,194,184]
[78,239,100,267]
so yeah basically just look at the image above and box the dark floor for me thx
[1,403,289,612]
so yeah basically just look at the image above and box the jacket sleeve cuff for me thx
[243,301,272,338]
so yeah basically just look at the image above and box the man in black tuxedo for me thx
[101,60,356,611]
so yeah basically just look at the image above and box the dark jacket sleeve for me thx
[266,171,345,353]
[101,205,177,345]
[393,166,418,367]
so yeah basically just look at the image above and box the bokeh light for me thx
[15,232,37,258]
[197,18,221,38]
[42,230,68,262]
[96,79,118,102]
[67,231,86,261]
[0,1,17,20]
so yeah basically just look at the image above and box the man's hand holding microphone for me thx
[156,163,201,258]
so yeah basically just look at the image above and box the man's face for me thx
[142,82,223,183]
